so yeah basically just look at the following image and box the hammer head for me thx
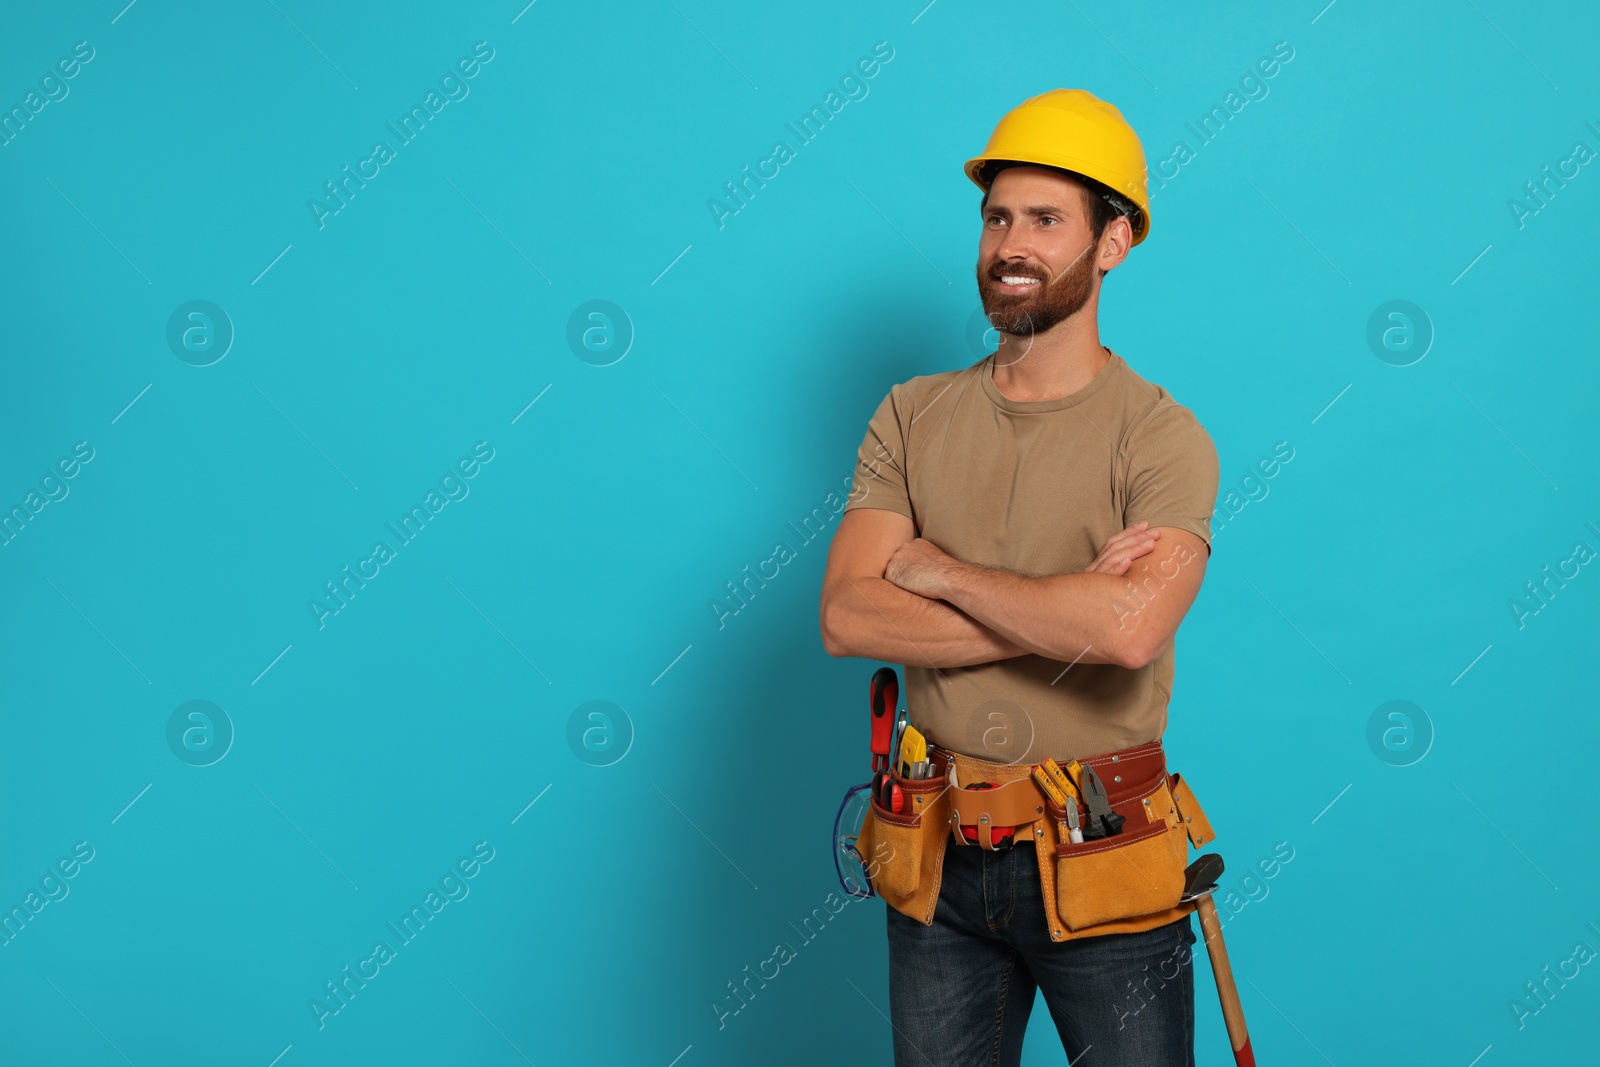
[1180,853,1226,903]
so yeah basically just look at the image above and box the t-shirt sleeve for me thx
[1122,401,1220,557]
[843,385,914,521]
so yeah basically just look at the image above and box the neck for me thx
[990,313,1109,402]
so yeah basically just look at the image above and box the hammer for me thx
[1182,854,1254,1067]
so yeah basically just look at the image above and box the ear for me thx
[1097,215,1134,273]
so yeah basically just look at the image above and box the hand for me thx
[885,537,957,599]
[1083,521,1159,576]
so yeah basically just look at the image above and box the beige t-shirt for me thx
[843,349,1219,763]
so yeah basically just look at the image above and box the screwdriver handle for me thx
[869,667,898,771]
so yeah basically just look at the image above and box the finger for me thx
[1108,522,1146,543]
[1099,541,1156,574]
[1096,540,1153,573]
[1091,542,1132,569]
[1087,525,1159,572]
[1100,524,1139,550]
[1125,533,1159,557]
[1101,523,1155,554]
[1087,548,1136,575]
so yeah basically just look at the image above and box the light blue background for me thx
[3,1,1597,1064]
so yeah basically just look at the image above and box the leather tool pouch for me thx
[853,769,951,925]
[855,742,1217,937]
[1049,749,1213,932]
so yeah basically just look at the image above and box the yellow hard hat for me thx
[964,88,1152,246]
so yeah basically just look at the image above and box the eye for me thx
[1039,216,1058,227]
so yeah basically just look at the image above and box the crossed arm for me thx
[819,507,1209,671]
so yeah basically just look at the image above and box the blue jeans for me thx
[886,838,1196,1066]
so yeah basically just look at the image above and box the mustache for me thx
[985,241,1098,281]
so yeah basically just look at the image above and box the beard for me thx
[976,242,1097,341]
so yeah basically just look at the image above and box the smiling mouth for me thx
[993,274,1042,293]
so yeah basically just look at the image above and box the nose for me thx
[991,226,1034,274]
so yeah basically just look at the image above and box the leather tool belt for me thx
[852,738,1216,942]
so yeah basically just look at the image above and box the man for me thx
[820,89,1220,1065]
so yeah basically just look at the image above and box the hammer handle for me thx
[1196,895,1255,1067]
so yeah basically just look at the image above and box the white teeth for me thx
[1000,276,1039,285]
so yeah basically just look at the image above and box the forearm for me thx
[822,575,1028,668]
[939,563,1139,667]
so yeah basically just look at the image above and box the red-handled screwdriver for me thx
[869,667,898,774]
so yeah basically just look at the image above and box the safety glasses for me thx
[832,781,876,899]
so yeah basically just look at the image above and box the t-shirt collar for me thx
[979,348,1124,413]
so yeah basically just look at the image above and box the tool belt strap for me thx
[928,739,1170,827]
